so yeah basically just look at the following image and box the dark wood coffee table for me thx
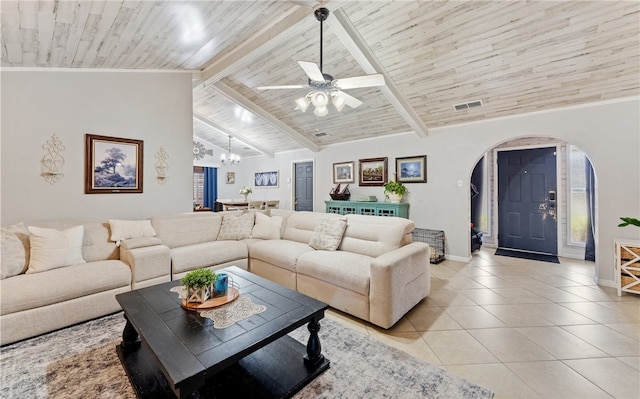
[115,266,330,398]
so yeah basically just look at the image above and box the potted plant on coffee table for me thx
[181,268,218,304]
[384,180,407,203]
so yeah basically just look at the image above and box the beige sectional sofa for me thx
[0,220,170,345]
[1,210,430,345]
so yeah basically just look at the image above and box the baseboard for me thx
[597,278,615,288]
[445,254,472,263]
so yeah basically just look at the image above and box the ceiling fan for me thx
[256,7,385,116]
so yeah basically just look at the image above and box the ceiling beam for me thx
[199,6,312,85]
[213,81,321,153]
[193,112,275,158]
[328,9,429,137]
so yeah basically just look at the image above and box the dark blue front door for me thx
[498,147,557,254]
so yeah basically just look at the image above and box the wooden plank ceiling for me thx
[2,1,639,159]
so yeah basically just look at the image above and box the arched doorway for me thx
[470,137,596,261]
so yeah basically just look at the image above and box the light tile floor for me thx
[324,248,640,399]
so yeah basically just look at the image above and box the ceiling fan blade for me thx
[298,61,326,82]
[257,85,309,90]
[336,90,363,108]
[333,74,385,89]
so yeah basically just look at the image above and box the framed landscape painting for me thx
[85,134,143,194]
[358,157,388,186]
[255,170,279,188]
[333,161,354,184]
[396,155,427,183]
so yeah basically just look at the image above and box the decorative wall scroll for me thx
[155,146,169,184]
[41,134,65,184]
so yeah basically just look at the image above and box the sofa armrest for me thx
[120,236,163,250]
[369,242,431,328]
[120,244,171,289]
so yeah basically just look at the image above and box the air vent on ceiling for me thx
[453,99,483,112]
[315,132,328,137]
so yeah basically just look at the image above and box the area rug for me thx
[0,313,494,399]
[495,248,560,263]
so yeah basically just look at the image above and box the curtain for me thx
[584,157,596,262]
[203,167,217,210]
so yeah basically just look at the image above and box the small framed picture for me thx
[333,161,354,184]
[85,134,143,194]
[254,170,279,188]
[358,157,388,186]
[226,172,235,184]
[396,155,427,183]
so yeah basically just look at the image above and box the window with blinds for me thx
[193,166,204,206]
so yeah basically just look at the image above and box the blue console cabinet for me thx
[324,200,409,219]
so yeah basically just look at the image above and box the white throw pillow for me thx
[217,212,255,240]
[251,213,283,240]
[26,225,86,274]
[108,219,156,243]
[309,215,348,251]
[1,222,30,279]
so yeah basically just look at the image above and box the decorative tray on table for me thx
[180,287,239,311]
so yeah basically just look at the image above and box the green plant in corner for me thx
[383,180,407,196]
[181,268,217,289]
[618,217,640,228]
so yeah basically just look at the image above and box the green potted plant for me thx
[384,180,407,203]
[181,268,218,303]
[618,217,640,228]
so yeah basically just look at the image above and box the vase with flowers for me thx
[240,186,252,202]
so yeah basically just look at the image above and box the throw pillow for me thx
[108,219,156,244]
[26,225,86,274]
[217,212,255,240]
[309,215,348,251]
[1,222,30,279]
[250,213,283,240]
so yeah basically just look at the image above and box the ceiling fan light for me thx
[310,91,329,107]
[332,94,346,112]
[314,106,328,117]
[295,97,310,112]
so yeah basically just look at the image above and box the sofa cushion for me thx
[217,212,255,240]
[251,213,283,240]
[280,211,323,244]
[309,215,347,251]
[249,240,314,272]
[297,250,372,295]
[108,219,156,243]
[170,241,248,275]
[339,214,415,257]
[1,222,30,279]
[26,225,86,274]
[0,260,131,315]
[150,213,221,249]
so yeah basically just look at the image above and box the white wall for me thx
[1,70,194,225]
[3,69,636,286]
[236,98,640,286]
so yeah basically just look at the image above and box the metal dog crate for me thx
[411,228,446,264]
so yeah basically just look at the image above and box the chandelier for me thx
[220,135,240,165]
